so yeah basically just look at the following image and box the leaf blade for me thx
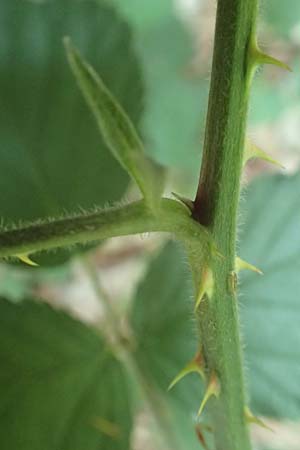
[239,173,300,419]
[0,298,132,450]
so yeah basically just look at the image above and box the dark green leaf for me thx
[0,298,132,450]
[239,173,300,419]
[0,0,143,264]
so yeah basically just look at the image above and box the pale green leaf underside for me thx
[0,298,132,450]
[64,38,165,211]
[0,0,143,265]
[239,173,300,419]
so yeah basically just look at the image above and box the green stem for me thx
[82,258,182,450]
[0,198,210,259]
[82,256,121,336]
[192,1,258,449]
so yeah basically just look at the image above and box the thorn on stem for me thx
[249,36,292,73]
[256,51,292,72]
[244,407,274,432]
[236,257,263,275]
[195,424,210,450]
[168,351,205,391]
[244,140,285,169]
[16,254,38,267]
[195,267,214,311]
[198,372,220,417]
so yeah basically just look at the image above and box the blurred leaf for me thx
[0,0,143,264]
[139,19,208,171]
[0,261,72,301]
[239,173,300,419]
[64,38,165,211]
[249,63,296,126]
[112,0,209,183]
[249,77,286,125]
[0,298,132,450]
[110,0,173,29]
[130,242,203,449]
[262,0,300,37]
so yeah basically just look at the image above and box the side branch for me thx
[0,199,209,259]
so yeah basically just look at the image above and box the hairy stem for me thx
[0,199,210,259]
[192,1,258,449]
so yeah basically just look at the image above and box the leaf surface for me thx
[0,298,132,450]
[239,173,300,419]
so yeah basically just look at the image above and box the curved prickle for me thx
[168,351,205,391]
[198,372,220,417]
[194,267,214,311]
[235,257,263,275]
[244,407,274,432]
[16,254,38,267]
[248,36,292,75]
[244,140,285,169]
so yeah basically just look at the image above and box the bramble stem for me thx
[0,199,210,259]
[192,1,258,449]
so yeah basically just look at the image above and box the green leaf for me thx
[111,0,173,29]
[130,242,202,448]
[239,173,300,419]
[0,0,143,264]
[64,38,164,211]
[0,298,132,450]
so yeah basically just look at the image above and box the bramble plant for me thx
[0,1,299,450]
